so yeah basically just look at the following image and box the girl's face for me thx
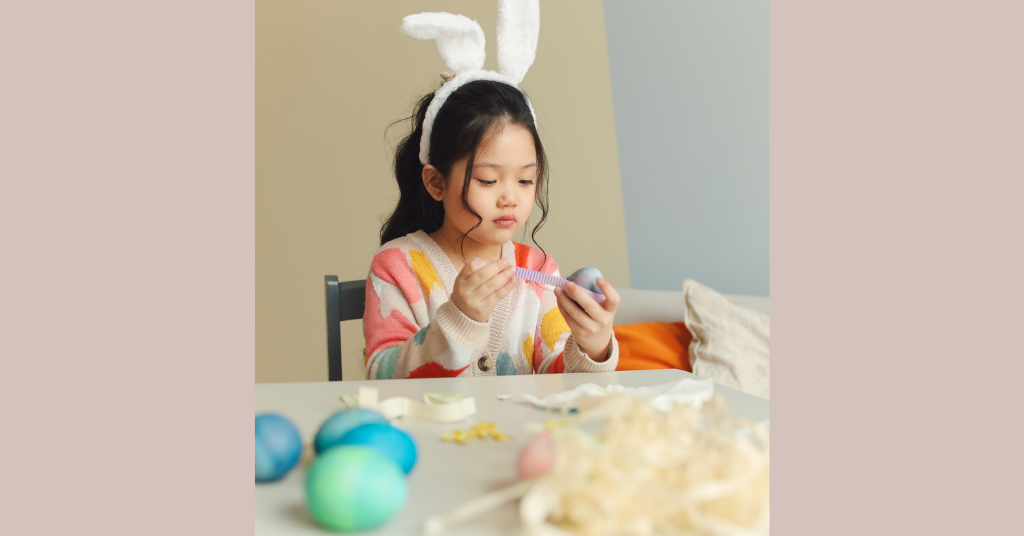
[431,123,538,249]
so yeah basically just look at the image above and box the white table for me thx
[256,369,769,535]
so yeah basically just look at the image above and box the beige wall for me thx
[257,0,629,383]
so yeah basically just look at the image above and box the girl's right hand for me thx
[451,258,517,323]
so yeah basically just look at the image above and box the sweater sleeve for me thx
[531,263,619,374]
[362,247,490,379]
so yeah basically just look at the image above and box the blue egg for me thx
[255,413,303,483]
[314,408,388,454]
[336,423,418,475]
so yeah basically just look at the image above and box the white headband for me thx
[401,0,540,166]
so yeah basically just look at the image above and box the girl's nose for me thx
[498,184,517,207]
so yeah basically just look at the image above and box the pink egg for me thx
[516,431,555,480]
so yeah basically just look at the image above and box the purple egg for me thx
[565,267,604,306]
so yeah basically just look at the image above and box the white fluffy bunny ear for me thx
[495,0,540,84]
[401,12,486,74]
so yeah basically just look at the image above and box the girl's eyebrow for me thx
[474,162,537,169]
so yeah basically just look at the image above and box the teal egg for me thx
[314,408,388,454]
[337,423,418,475]
[305,446,407,532]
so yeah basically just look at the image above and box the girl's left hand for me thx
[554,278,620,361]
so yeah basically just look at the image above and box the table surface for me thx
[255,369,770,536]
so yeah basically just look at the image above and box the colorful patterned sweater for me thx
[363,230,619,379]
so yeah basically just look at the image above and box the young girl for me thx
[363,3,620,380]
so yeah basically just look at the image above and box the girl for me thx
[363,80,620,380]
[363,2,620,379]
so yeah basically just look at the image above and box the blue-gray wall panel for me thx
[604,0,769,295]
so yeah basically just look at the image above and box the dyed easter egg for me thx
[566,267,604,305]
[314,408,388,454]
[306,446,407,532]
[255,413,303,483]
[516,431,556,480]
[336,423,418,475]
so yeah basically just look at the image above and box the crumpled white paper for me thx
[521,377,714,412]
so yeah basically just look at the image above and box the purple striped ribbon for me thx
[475,258,606,304]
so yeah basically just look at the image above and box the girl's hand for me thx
[554,278,620,361]
[451,258,517,323]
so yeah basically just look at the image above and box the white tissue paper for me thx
[521,377,714,412]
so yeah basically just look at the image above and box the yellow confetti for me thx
[442,421,515,445]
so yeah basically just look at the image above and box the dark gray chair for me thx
[324,276,367,381]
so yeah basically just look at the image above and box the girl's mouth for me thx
[494,215,516,228]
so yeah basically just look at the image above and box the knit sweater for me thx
[363,230,619,379]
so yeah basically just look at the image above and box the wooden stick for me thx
[422,481,532,535]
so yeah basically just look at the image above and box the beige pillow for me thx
[682,279,770,399]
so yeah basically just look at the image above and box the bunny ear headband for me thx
[401,0,540,166]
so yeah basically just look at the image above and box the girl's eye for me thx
[475,179,496,186]
[519,179,535,186]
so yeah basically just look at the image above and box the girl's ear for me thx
[422,165,445,200]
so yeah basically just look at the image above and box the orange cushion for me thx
[613,322,693,372]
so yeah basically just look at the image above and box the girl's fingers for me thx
[467,259,513,292]
[456,258,483,282]
[563,282,607,322]
[488,275,517,304]
[555,299,581,333]
[479,265,516,297]
[555,287,599,331]
[454,260,481,291]
[459,258,488,278]
[594,278,620,313]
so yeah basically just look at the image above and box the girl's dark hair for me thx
[380,80,549,262]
